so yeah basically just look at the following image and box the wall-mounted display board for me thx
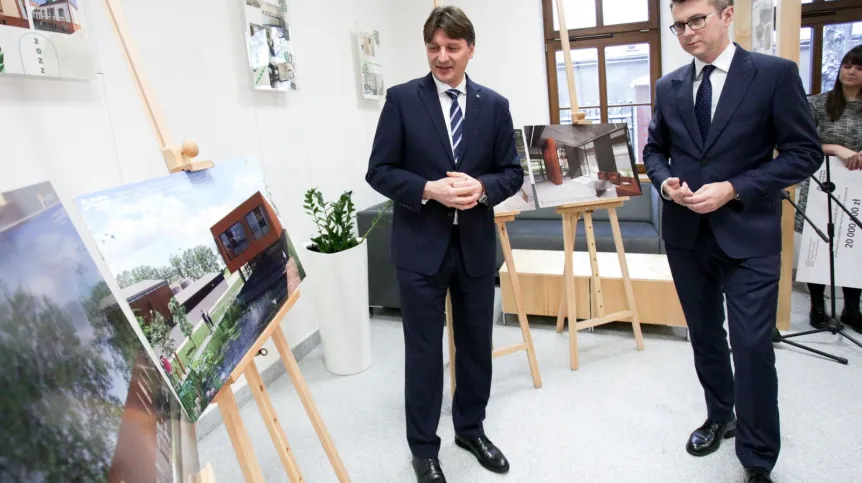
[0,181,192,482]
[242,0,298,91]
[356,28,383,100]
[0,0,95,78]
[74,157,307,422]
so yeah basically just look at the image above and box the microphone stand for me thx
[772,156,862,364]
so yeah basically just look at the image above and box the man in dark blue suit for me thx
[365,6,523,483]
[644,1,822,482]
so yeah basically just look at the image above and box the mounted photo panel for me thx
[242,0,298,91]
[522,123,643,209]
[0,181,183,481]
[74,158,306,422]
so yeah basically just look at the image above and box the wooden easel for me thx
[101,0,350,481]
[550,0,643,370]
[446,212,543,399]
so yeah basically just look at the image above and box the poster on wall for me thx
[242,0,297,91]
[495,129,537,213]
[0,0,95,78]
[0,181,184,481]
[795,157,862,289]
[521,123,643,209]
[356,28,384,100]
[75,158,307,421]
[751,0,775,55]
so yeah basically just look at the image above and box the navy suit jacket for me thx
[366,73,524,277]
[643,44,823,259]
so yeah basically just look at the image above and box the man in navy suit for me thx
[643,1,822,482]
[365,6,523,483]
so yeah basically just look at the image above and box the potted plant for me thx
[302,188,389,375]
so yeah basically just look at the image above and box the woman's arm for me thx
[823,144,862,170]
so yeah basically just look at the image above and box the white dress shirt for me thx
[428,74,468,223]
[661,42,736,199]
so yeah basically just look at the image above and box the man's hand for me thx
[423,173,480,209]
[446,172,483,210]
[663,177,694,205]
[683,181,737,214]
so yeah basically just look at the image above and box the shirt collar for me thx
[694,42,736,79]
[433,74,467,96]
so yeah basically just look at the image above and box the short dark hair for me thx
[423,6,475,46]
[670,0,734,9]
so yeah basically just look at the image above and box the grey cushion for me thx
[506,219,660,254]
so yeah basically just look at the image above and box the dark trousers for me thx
[396,227,495,458]
[666,219,781,471]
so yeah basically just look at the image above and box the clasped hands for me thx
[424,172,484,210]
[664,177,737,214]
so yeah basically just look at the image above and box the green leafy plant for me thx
[304,188,390,254]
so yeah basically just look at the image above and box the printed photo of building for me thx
[0,0,29,29]
[30,0,82,34]
[524,123,642,208]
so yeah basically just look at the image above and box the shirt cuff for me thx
[659,179,672,200]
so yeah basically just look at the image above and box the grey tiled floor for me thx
[197,283,862,482]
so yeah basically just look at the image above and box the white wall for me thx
[0,0,400,398]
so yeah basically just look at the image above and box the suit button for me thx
[701,159,707,165]
[448,211,454,217]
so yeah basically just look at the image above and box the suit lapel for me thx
[417,73,456,168]
[702,48,755,154]
[459,77,483,167]
[674,62,703,152]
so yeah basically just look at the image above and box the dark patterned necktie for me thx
[695,65,716,143]
[445,89,465,164]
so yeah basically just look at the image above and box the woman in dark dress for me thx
[795,45,862,333]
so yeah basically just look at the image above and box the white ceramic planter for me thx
[302,238,372,375]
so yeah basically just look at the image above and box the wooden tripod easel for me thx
[550,0,643,370]
[446,212,542,399]
[101,0,350,481]
[554,199,644,371]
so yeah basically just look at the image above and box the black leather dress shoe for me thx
[455,435,510,473]
[686,415,736,456]
[745,466,772,482]
[412,457,446,483]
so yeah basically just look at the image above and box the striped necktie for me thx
[445,89,464,164]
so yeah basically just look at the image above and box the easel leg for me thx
[583,211,606,318]
[562,212,580,370]
[272,328,351,483]
[609,208,644,350]
[446,291,455,400]
[216,389,265,483]
[245,360,304,483]
[497,221,542,389]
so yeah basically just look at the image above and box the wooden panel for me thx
[735,0,753,50]
[500,250,685,326]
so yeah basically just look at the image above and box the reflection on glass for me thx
[245,206,270,241]
[800,27,813,94]
[556,48,599,109]
[603,0,648,26]
[821,22,862,92]
[220,221,250,259]
[605,43,651,105]
[552,0,596,30]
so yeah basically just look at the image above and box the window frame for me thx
[801,1,862,95]
[541,0,663,171]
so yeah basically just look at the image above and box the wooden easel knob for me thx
[181,140,200,158]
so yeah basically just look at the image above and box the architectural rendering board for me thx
[75,158,307,422]
[357,28,383,100]
[522,123,643,209]
[0,181,181,482]
[495,128,537,213]
[0,0,95,78]
[243,0,298,91]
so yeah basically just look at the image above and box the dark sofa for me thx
[357,181,664,310]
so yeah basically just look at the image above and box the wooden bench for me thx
[500,249,686,327]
